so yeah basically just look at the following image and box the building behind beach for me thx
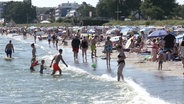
[55,1,80,20]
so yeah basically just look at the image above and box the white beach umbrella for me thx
[40,20,51,24]
[176,33,184,43]
[174,28,184,32]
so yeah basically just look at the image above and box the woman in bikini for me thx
[104,36,112,67]
[116,45,126,81]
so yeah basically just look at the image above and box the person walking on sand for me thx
[50,49,68,75]
[116,45,126,81]
[179,37,184,75]
[151,38,159,62]
[163,33,176,61]
[5,40,14,58]
[71,36,80,61]
[80,36,88,61]
[104,36,112,67]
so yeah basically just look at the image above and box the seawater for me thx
[0,34,182,104]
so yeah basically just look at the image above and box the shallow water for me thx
[0,34,183,104]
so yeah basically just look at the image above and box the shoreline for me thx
[62,39,184,77]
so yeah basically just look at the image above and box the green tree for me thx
[96,0,117,19]
[77,2,96,17]
[173,5,184,19]
[3,1,36,24]
[96,0,141,20]
[56,18,63,23]
[140,0,178,20]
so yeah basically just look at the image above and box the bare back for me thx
[6,43,13,50]
[54,54,62,64]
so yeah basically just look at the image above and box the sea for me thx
[0,33,184,104]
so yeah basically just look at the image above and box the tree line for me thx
[2,0,184,24]
[94,0,184,20]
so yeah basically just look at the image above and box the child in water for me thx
[157,48,164,70]
[30,57,39,72]
[40,60,46,74]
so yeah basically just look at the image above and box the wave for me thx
[4,33,171,104]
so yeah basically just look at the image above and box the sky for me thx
[0,0,99,7]
[0,0,183,7]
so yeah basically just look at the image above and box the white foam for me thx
[7,33,171,104]
[125,78,170,104]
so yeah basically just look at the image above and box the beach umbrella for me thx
[110,36,120,42]
[40,20,51,24]
[176,33,184,43]
[139,27,155,35]
[174,28,184,32]
[28,26,37,30]
[36,31,44,36]
[106,28,120,35]
[148,30,168,38]
[87,29,95,34]
[120,28,132,36]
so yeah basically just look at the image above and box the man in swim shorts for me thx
[90,36,98,58]
[71,36,80,60]
[5,40,14,58]
[50,49,68,75]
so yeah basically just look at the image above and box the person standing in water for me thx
[5,40,14,58]
[80,36,89,61]
[33,31,37,43]
[90,36,98,58]
[116,45,126,81]
[50,49,68,75]
[104,36,112,67]
[31,43,36,59]
[47,32,52,47]
[30,43,38,72]
[71,36,80,61]
[157,48,164,70]
[40,60,46,74]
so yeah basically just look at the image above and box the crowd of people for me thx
[1,27,125,81]
[2,25,184,81]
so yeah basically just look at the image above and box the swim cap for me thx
[31,43,34,46]
[59,49,63,53]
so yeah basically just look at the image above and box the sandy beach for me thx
[63,39,184,77]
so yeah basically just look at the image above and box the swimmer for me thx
[5,40,14,58]
[40,60,46,74]
[50,49,68,75]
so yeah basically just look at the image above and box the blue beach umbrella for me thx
[87,29,95,34]
[148,30,168,38]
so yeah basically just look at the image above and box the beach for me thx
[0,33,184,104]
[64,39,184,77]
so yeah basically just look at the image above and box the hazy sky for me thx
[0,0,183,7]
